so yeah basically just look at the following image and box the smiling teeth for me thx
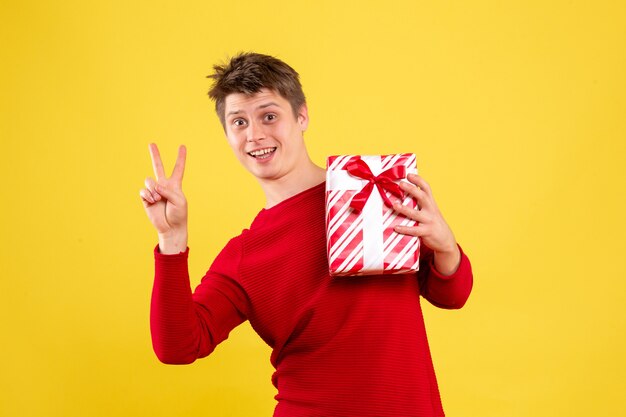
[249,147,276,157]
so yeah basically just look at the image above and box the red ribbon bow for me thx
[346,158,406,212]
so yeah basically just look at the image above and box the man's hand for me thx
[393,174,461,276]
[139,144,188,253]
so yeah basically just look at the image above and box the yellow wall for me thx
[1,1,625,415]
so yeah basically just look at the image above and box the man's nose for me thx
[246,120,265,142]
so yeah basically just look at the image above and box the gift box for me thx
[325,154,420,276]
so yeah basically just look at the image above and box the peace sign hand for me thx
[139,144,188,237]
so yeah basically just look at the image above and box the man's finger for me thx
[171,145,186,183]
[149,143,166,180]
[393,202,427,223]
[144,177,161,202]
[399,181,432,211]
[394,224,425,237]
[407,174,432,196]
[140,188,155,204]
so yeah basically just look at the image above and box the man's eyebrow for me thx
[226,102,280,118]
[258,102,280,109]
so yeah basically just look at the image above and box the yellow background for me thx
[1,1,625,416]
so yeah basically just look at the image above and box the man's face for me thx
[223,88,309,183]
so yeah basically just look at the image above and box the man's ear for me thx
[297,103,309,131]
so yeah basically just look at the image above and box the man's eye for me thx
[233,119,246,126]
[265,114,277,121]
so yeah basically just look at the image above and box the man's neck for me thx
[260,161,326,209]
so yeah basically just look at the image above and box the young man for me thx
[139,52,473,417]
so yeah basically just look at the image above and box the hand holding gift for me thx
[392,174,461,276]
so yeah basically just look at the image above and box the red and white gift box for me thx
[325,153,420,277]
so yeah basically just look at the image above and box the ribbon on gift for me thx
[345,158,406,212]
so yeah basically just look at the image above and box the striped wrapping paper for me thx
[325,153,420,277]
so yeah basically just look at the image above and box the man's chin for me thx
[247,166,281,182]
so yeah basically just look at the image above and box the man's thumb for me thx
[156,184,175,201]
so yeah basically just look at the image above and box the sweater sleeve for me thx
[417,243,473,310]
[150,237,249,364]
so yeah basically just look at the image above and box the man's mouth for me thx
[248,147,277,159]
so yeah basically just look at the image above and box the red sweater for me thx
[151,181,473,416]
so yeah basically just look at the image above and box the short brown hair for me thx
[207,52,306,127]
